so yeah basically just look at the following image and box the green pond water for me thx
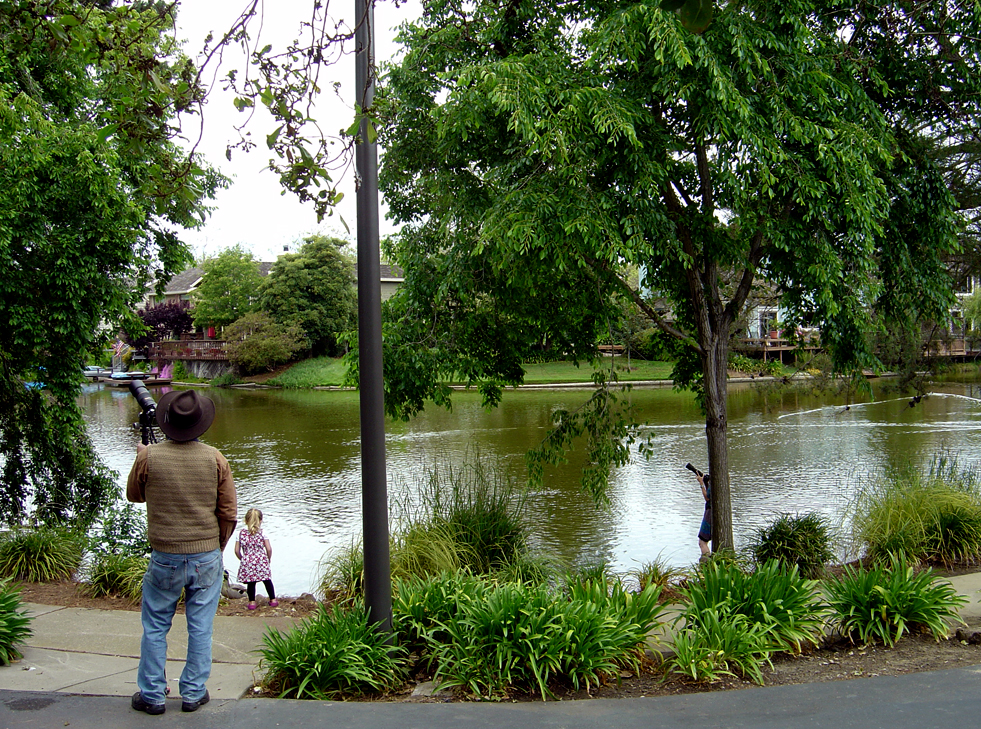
[80,377,981,595]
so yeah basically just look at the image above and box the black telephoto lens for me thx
[128,380,156,414]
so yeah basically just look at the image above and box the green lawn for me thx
[519,358,674,384]
[265,356,674,388]
[265,356,350,388]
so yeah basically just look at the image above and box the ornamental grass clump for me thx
[315,540,364,604]
[825,552,966,647]
[0,579,32,665]
[85,553,148,601]
[0,527,84,582]
[627,554,686,593]
[393,572,667,699]
[848,456,981,566]
[414,455,529,574]
[749,512,835,578]
[670,609,775,685]
[684,560,826,653]
[669,560,827,685]
[258,603,407,699]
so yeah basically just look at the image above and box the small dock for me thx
[102,378,172,388]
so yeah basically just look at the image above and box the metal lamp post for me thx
[354,0,392,633]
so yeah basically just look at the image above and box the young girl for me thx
[234,508,278,610]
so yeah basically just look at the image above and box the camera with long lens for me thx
[129,380,158,444]
[685,462,704,478]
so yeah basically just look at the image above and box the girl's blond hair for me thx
[244,508,263,535]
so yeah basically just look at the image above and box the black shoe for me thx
[181,690,210,713]
[131,692,166,715]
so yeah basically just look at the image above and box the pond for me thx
[80,377,981,595]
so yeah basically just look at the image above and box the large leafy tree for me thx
[0,1,223,525]
[378,0,978,548]
[260,235,357,356]
[191,245,263,330]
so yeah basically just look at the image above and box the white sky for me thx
[174,0,421,263]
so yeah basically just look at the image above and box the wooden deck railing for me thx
[149,340,228,361]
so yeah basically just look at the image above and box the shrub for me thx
[87,502,150,558]
[628,555,686,593]
[670,609,774,684]
[210,371,245,387]
[0,579,32,665]
[170,361,202,383]
[825,553,966,647]
[492,553,559,587]
[0,528,84,582]
[849,457,981,565]
[315,541,364,604]
[684,560,826,653]
[749,512,834,578]
[407,575,667,699]
[320,454,531,601]
[630,327,679,361]
[85,553,148,601]
[388,453,529,578]
[727,354,782,377]
[393,571,489,654]
[224,311,306,374]
[415,456,528,574]
[696,548,749,574]
[390,521,465,580]
[564,561,619,594]
[258,603,406,699]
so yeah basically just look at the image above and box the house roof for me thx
[379,263,404,281]
[162,261,399,296]
[163,263,274,296]
[163,267,204,295]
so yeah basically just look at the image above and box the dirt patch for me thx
[377,630,981,703]
[15,579,321,619]
[241,365,292,385]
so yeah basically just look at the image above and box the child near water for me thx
[234,508,278,610]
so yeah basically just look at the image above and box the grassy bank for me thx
[259,356,675,389]
[263,357,350,388]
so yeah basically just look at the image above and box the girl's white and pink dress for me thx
[236,529,272,583]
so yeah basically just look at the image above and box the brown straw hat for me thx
[155,390,216,442]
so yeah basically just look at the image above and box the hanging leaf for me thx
[266,125,284,149]
[679,0,713,34]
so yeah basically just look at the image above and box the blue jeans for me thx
[137,549,223,706]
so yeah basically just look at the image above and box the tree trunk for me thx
[703,333,734,551]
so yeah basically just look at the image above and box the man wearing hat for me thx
[126,389,237,715]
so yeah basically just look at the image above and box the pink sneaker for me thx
[269,599,279,607]
[247,602,257,610]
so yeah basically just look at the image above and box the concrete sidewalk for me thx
[2,602,299,700]
[2,572,981,726]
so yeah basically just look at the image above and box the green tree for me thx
[192,246,263,330]
[261,236,357,356]
[224,311,305,375]
[377,0,977,548]
[0,1,223,526]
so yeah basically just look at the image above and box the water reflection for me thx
[79,381,981,595]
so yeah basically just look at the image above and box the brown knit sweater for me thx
[127,440,238,554]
